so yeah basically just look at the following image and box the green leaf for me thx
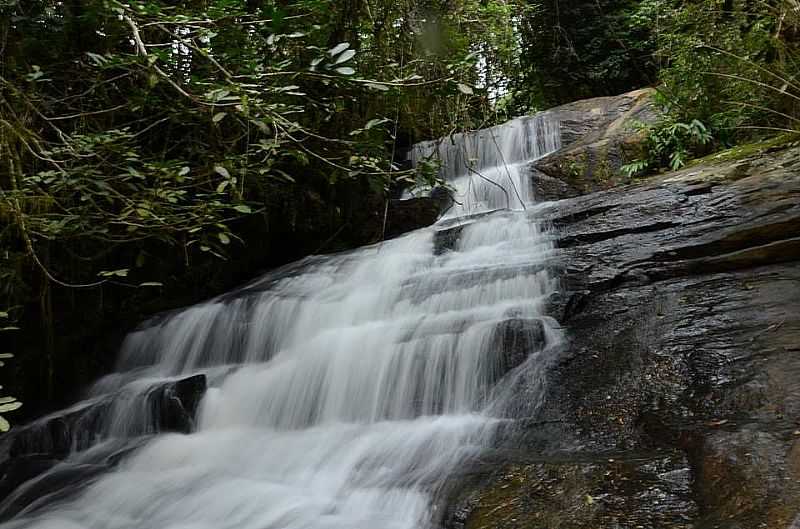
[0,397,15,405]
[273,169,296,183]
[365,118,389,130]
[364,82,390,91]
[206,89,230,102]
[98,269,129,278]
[0,415,9,433]
[85,52,108,66]
[457,83,474,95]
[218,232,230,245]
[139,282,163,287]
[178,167,190,176]
[212,112,227,123]
[335,49,356,64]
[0,402,22,413]
[335,67,355,76]
[233,205,252,214]
[328,42,350,56]
[0,354,13,359]
[214,165,230,178]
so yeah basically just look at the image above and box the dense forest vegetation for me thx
[1,0,798,428]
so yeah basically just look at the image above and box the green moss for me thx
[686,134,800,168]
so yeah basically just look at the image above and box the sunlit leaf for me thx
[98,269,129,278]
[335,49,356,64]
[0,402,22,413]
[328,42,350,56]
[365,118,389,130]
[364,82,390,91]
[214,165,230,178]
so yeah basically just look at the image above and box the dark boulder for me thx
[8,374,206,460]
[151,373,206,434]
[0,439,146,521]
[0,374,207,517]
[490,318,547,378]
[384,191,452,240]
[8,401,110,459]
[0,455,60,502]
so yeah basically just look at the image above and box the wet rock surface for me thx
[7,374,206,460]
[532,88,658,198]
[384,189,453,239]
[447,451,695,529]
[0,374,207,520]
[445,144,800,528]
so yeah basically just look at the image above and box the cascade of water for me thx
[0,114,562,529]
[408,114,561,215]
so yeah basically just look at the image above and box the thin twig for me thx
[45,104,129,121]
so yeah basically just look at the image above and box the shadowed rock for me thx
[491,318,547,379]
[0,374,207,519]
[445,142,800,528]
[8,374,206,460]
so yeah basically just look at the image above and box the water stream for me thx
[1,115,562,529]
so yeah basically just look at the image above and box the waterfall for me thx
[409,114,561,215]
[0,115,562,529]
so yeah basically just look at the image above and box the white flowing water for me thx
[1,116,562,529]
[409,114,560,215]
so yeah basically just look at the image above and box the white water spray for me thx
[1,115,562,529]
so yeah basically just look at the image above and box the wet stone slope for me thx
[445,144,800,528]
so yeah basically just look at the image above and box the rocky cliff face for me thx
[443,106,800,528]
[530,88,657,200]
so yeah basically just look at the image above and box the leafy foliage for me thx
[653,0,795,137]
[512,0,657,110]
[513,0,800,170]
[0,350,21,432]
[0,0,524,423]
[619,0,800,171]
[622,117,713,175]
